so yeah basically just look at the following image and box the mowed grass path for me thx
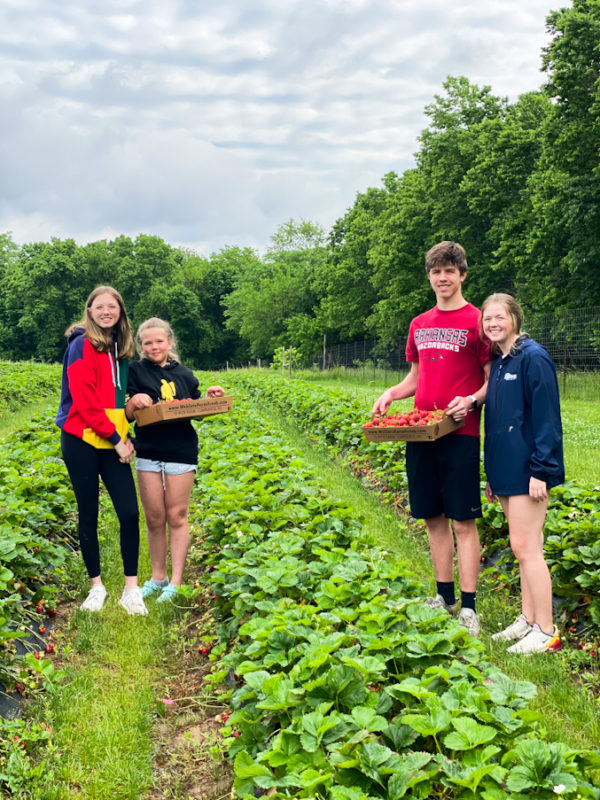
[32,509,178,800]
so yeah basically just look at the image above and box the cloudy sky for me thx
[0,0,560,255]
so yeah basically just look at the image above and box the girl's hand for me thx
[115,439,134,464]
[529,476,548,502]
[206,385,225,397]
[130,393,153,409]
[485,481,498,503]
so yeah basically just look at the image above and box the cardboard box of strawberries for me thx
[362,408,464,442]
[134,396,233,427]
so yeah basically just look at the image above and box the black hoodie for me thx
[127,358,201,464]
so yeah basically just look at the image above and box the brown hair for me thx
[481,292,524,355]
[425,241,468,275]
[66,286,135,358]
[135,317,180,362]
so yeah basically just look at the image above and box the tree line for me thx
[1,0,598,368]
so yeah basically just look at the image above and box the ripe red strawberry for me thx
[45,643,55,654]
[39,625,46,634]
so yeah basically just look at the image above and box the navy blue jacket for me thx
[484,336,564,495]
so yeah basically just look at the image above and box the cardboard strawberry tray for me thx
[362,410,464,442]
[134,396,233,427]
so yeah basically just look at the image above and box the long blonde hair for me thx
[66,286,135,358]
[135,317,180,362]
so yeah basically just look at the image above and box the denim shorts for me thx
[135,458,197,475]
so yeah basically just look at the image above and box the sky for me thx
[0,0,561,256]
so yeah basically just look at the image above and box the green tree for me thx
[223,222,326,361]
[313,186,387,345]
[521,0,600,309]
[0,239,92,361]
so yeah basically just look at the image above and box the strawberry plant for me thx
[183,389,600,798]
[0,411,79,689]
[0,361,61,416]
[222,371,600,639]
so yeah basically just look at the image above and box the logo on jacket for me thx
[504,373,518,381]
[160,380,176,401]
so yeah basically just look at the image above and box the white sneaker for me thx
[80,584,107,612]
[458,607,480,637]
[507,624,561,655]
[426,594,459,615]
[491,614,532,642]
[119,587,149,616]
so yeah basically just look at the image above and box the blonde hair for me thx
[481,292,524,355]
[136,317,180,362]
[66,286,135,358]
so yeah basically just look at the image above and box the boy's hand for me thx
[485,481,497,503]
[371,391,392,419]
[446,395,471,421]
[206,385,225,397]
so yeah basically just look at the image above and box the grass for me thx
[24,508,177,800]
[0,397,61,439]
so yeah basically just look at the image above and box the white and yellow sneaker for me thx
[507,624,561,655]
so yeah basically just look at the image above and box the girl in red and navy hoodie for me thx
[56,286,147,615]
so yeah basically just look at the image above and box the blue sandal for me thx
[141,579,166,599]
[157,584,179,604]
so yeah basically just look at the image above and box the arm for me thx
[524,352,563,499]
[125,393,153,421]
[371,363,419,417]
[67,342,121,444]
[446,360,491,420]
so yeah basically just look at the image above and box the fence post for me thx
[288,346,292,378]
[563,330,568,396]
[322,334,326,371]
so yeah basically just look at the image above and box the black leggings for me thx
[61,431,140,578]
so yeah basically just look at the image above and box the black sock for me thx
[436,581,456,606]
[461,591,476,612]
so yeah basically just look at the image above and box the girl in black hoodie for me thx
[126,318,224,603]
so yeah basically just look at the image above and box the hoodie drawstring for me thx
[109,341,121,389]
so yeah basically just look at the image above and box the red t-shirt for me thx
[405,303,491,437]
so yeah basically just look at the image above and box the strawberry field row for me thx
[0,412,79,695]
[222,371,600,637]
[189,395,600,797]
[0,361,61,416]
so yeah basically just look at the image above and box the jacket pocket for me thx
[82,409,130,450]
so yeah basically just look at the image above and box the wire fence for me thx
[302,306,600,381]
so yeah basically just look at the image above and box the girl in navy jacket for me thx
[482,293,563,654]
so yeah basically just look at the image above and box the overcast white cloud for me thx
[0,0,559,254]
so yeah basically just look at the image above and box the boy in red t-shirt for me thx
[372,241,491,636]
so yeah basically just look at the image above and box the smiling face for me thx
[482,302,517,353]
[140,327,172,367]
[88,292,121,331]
[428,263,466,308]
